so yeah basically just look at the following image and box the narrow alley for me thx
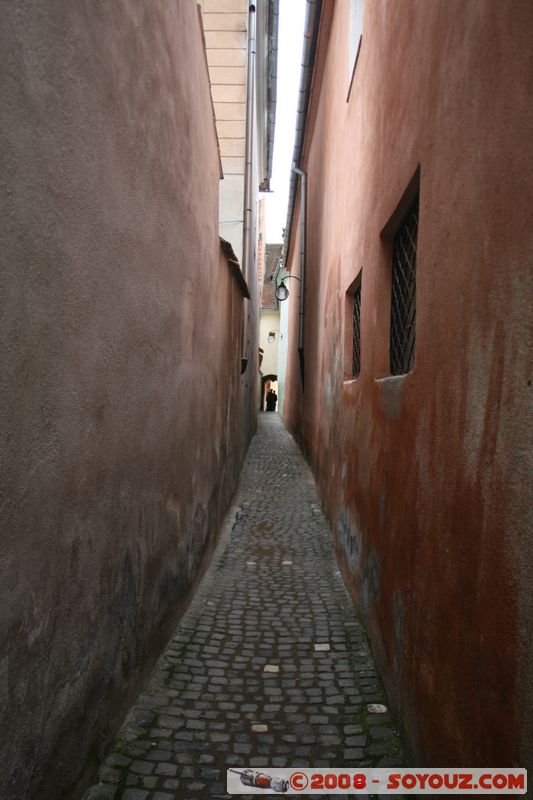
[84,415,404,800]
[2,0,532,796]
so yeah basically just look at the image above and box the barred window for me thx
[344,271,362,382]
[352,284,362,378]
[390,194,419,375]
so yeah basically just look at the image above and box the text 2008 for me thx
[300,773,367,790]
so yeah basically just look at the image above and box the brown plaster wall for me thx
[284,0,533,769]
[0,2,255,797]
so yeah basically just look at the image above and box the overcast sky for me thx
[263,0,306,244]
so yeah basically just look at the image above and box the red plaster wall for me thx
[0,2,255,797]
[284,0,533,769]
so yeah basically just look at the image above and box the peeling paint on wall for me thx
[377,376,404,420]
[337,507,361,572]
[361,551,380,614]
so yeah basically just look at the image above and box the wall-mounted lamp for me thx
[275,281,289,301]
[275,274,301,302]
[267,330,282,343]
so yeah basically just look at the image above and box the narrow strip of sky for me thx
[264,0,306,244]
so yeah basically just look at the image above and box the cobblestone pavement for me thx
[84,414,404,800]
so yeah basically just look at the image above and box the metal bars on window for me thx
[352,284,362,378]
[390,194,419,375]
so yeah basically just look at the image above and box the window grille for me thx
[390,194,419,374]
[352,284,362,378]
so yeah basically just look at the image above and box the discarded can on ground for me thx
[230,768,289,793]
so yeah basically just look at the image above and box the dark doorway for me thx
[260,374,278,412]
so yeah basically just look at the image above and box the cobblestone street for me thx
[85,414,404,800]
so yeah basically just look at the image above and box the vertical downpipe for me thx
[292,166,307,385]
[241,3,256,374]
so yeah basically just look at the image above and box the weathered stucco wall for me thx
[0,2,255,797]
[284,0,533,769]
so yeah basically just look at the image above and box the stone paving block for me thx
[162,778,180,789]
[155,762,178,775]
[84,787,117,800]
[344,747,364,760]
[98,766,120,784]
[130,761,154,775]
[346,735,366,746]
[82,415,405,799]
[122,790,149,800]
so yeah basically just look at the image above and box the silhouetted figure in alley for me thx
[266,388,277,412]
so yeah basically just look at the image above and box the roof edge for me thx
[220,237,251,299]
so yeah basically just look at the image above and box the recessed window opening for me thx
[390,193,419,375]
[344,270,362,381]
[352,283,362,378]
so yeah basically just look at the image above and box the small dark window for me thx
[344,271,362,381]
[352,284,362,378]
[390,194,419,374]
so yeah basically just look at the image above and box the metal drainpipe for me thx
[264,0,279,191]
[241,3,256,374]
[284,0,320,253]
[292,166,306,385]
